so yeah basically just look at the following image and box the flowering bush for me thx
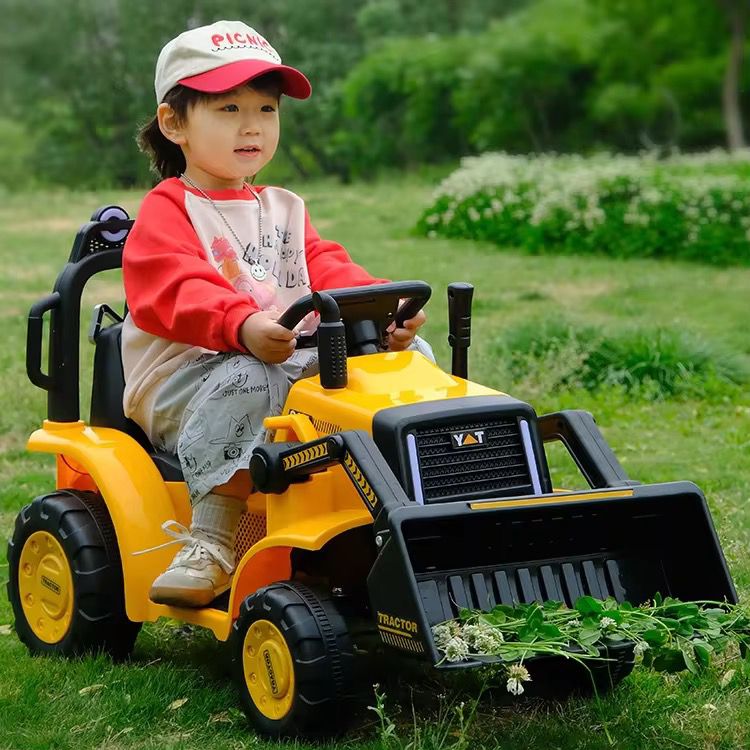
[417,151,750,265]
[432,596,750,696]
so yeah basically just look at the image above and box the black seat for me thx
[90,321,184,481]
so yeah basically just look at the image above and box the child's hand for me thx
[240,311,297,363]
[387,309,427,351]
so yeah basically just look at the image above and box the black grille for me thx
[413,418,533,502]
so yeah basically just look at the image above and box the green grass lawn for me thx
[1,174,750,749]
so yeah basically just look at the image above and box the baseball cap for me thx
[154,20,312,103]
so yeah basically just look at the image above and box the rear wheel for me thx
[7,489,140,659]
[231,581,354,737]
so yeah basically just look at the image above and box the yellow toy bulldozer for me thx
[7,207,737,737]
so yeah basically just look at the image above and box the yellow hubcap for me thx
[18,531,74,644]
[242,619,295,720]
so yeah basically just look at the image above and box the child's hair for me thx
[137,72,283,180]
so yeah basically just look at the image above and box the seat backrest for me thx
[90,322,183,481]
[90,322,146,438]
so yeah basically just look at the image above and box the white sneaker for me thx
[139,521,236,608]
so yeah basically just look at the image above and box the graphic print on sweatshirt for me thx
[185,188,314,325]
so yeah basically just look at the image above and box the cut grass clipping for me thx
[493,319,748,399]
[432,596,750,695]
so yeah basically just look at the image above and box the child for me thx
[123,20,430,607]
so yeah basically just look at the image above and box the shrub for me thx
[417,151,750,266]
[337,0,601,178]
[494,317,748,399]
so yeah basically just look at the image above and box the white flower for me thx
[599,616,617,631]
[476,630,505,653]
[432,622,456,648]
[633,641,650,657]
[425,213,440,225]
[506,663,532,696]
[444,636,470,663]
[461,623,504,654]
[468,207,481,222]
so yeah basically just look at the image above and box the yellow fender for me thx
[27,420,190,624]
[228,467,373,618]
[228,508,372,618]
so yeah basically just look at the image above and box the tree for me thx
[717,0,748,149]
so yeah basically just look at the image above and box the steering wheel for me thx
[277,280,431,354]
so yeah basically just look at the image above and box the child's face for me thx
[172,85,280,190]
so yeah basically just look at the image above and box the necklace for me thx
[180,173,267,281]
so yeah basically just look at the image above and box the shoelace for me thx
[132,520,235,574]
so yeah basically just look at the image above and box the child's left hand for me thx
[387,310,427,351]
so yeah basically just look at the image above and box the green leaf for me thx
[578,627,602,646]
[539,623,563,639]
[658,617,681,633]
[458,608,473,622]
[642,629,669,647]
[490,604,516,618]
[680,643,700,674]
[480,610,507,627]
[675,620,696,638]
[576,596,603,616]
[525,604,544,630]
[650,647,686,673]
[606,609,624,625]
[693,641,712,669]
[517,625,538,643]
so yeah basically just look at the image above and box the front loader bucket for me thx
[367,481,736,665]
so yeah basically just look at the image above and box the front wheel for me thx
[7,489,141,659]
[231,581,355,737]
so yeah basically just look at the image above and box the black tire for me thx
[231,581,355,738]
[7,489,141,660]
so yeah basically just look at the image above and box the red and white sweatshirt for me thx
[122,177,385,433]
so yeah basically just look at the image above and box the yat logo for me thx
[450,430,486,449]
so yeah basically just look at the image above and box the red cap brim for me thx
[178,59,312,99]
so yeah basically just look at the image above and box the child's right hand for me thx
[240,311,297,364]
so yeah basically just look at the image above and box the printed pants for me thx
[148,338,434,504]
